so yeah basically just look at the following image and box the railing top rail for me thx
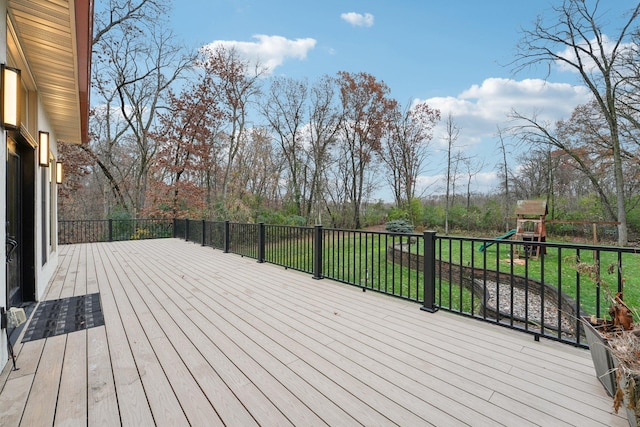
[264,224,314,230]
[442,234,636,253]
[323,227,424,236]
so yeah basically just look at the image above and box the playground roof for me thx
[515,200,548,217]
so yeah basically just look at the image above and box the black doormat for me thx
[21,293,104,343]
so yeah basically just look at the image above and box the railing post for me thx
[421,230,438,313]
[201,219,206,246]
[313,224,323,280]
[257,222,265,263]
[185,219,190,242]
[108,219,113,242]
[224,220,230,253]
[172,218,177,238]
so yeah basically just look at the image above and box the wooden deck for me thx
[0,239,628,426]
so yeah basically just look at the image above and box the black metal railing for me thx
[59,219,173,244]
[264,224,315,272]
[431,236,637,347]
[320,228,428,302]
[173,219,640,347]
[60,218,640,348]
[229,223,260,258]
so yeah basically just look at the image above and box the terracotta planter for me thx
[582,316,617,397]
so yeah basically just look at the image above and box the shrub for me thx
[385,219,414,234]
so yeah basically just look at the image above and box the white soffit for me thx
[8,0,82,144]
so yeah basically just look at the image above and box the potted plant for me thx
[572,256,640,426]
[611,328,640,427]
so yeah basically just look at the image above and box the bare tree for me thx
[93,0,163,46]
[306,75,342,224]
[512,101,634,231]
[380,101,440,220]
[261,76,308,216]
[91,0,194,216]
[510,148,551,200]
[495,126,512,230]
[234,127,284,219]
[513,0,640,246]
[323,143,352,227]
[462,155,484,210]
[202,46,265,204]
[443,113,460,235]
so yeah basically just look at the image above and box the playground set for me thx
[480,200,547,259]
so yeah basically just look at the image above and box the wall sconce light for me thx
[56,162,63,184]
[1,64,20,129]
[39,131,50,167]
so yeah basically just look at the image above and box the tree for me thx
[201,45,265,204]
[234,127,284,219]
[380,101,440,221]
[261,76,308,216]
[461,155,484,210]
[510,148,552,200]
[90,0,194,216]
[495,126,512,230]
[57,142,99,219]
[443,113,460,235]
[306,75,342,224]
[93,0,163,46]
[513,0,640,246]
[147,66,224,218]
[512,100,639,231]
[336,71,397,229]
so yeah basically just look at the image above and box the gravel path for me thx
[482,280,576,334]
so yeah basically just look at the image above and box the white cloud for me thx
[554,34,634,74]
[410,78,593,194]
[203,35,316,74]
[341,12,374,27]
[474,171,500,193]
[417,78,592,151]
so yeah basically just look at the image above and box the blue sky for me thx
[170,1,630,197]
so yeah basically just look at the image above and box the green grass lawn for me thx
[264,231,640,320]
[431,238,640,317]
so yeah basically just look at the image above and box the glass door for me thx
[6,138,22,306]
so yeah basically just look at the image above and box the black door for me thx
[6,139,22,306]
[6,135,35,307]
